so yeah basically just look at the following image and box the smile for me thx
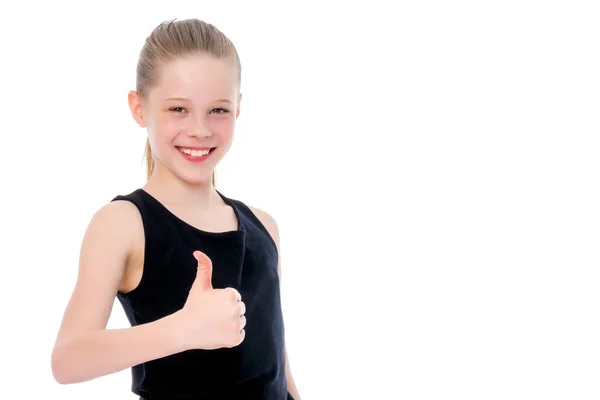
[176,146,216,162]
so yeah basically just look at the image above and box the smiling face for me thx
[129,53,241,184]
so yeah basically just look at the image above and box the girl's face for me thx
[130,54,241,184]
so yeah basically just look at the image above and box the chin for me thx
[174,169,214,186]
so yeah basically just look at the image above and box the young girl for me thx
[51,18,300,400]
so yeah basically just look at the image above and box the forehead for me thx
[152,54,238,99]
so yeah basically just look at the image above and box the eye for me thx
[169,107,186,113]
[211,108,230,114]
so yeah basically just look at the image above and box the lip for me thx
[176,146,216,163]
[176,146,216,150]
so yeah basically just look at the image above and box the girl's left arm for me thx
[285,345,301,399]
[250,206,301,400]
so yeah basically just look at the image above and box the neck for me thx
[143,163,218,209]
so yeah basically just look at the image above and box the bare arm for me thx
[51,201,186,384]
[284,346,301,400]
[250,206,302,400]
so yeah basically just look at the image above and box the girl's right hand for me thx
[177,250,246,350]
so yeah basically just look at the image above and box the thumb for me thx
[192,250,213,291]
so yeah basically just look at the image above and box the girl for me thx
[51,18,300,400]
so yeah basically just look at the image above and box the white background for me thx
[0,1,599,399]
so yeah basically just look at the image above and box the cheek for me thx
[152,115,182,142]
[209,117,235,139]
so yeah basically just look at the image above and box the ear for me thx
[128,90,147,128]
[236,92,242,119]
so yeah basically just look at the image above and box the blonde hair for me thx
[136,18,242,184]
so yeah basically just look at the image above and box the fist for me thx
[178,250,246,350]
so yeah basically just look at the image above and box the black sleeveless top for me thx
[110,188,292,400]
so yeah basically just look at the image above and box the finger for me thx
[238,301,246,316]
[192,250,213,290]
[227,287,242,302]
[240,315,247,330]
[229,328,245,348]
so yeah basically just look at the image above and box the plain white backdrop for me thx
[0,0,599,399]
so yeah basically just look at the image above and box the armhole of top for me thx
[110,192,148,298]
[110,195,147,236]
[233,199,279,257]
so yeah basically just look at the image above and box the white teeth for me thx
[179,148,210,157]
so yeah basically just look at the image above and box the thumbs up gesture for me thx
[177,250,246,350]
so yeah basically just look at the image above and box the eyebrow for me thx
[165,97,232,104]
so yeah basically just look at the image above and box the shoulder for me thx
[93,198,143,229]
[220,192,280,246]
[248,205,280,246]
[248,205,282,275]
[84,198,144,252]
[76,199,145,287]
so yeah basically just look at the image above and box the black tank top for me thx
[110,188,291,400]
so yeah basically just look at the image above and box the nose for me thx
[187,129,212,139]
[187,115,213,139]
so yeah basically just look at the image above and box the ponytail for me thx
[144,138,155,181]
[143,137,216,187]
